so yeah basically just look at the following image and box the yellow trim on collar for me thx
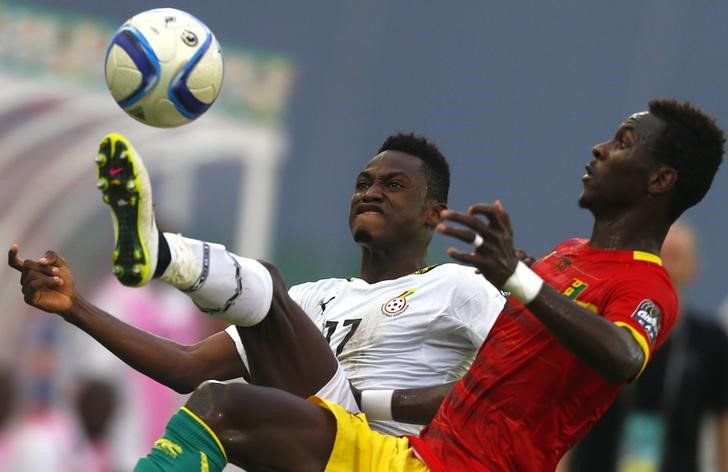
[633,251,662,266]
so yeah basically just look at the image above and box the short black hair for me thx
[648,99,725,220]
[378,132,450,204]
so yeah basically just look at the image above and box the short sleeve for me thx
[287,281,322,322]
[224,324,248,368]
[451,271,507,347]
[602,269,678,375]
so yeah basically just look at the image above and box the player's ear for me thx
[648,165,677,196]
[425,202,447,228]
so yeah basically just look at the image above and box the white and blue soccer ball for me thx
[104,8,224,128]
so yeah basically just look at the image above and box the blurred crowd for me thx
[0,279,226,472]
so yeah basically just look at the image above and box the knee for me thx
[186,380,236,429]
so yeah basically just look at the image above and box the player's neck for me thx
[588,210,669,254]
[358,245,428,284]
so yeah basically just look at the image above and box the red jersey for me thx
[410,238,678,471]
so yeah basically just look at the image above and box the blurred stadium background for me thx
[1,0,728,470]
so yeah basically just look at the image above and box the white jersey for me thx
[229,263,505,436]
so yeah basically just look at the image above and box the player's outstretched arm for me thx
[437,203,645,385]
[8,245,248,392]
[352,381,456,425]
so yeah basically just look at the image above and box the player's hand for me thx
[516,249,536,267]
[436,200,519,289]
[8,245,76,315]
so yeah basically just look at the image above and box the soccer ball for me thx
[104,8,224,128]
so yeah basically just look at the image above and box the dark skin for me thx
[151,111,681,469]
[8,245,246,394]
[8,150,452,468]
[437,111,677,385]
[7,150,446,397]
[350,150,445,283]
[9,113,677,469]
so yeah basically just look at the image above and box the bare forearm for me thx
[355,382,455,425]
[392,382,456,424]
[527,286,644,384]
[66,295,209,392]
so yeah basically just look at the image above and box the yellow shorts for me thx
[309,396,430,472]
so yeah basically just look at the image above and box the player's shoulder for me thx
[434,263,504,294]
[421,262,478,281]
[614,255,673,287]
[553,237,588,253]
[289,277,348,296]
[602,258,678,321]
[536,238,588,264]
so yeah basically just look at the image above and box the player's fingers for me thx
[24,276,62,298]
[19,262,43,287]
[494,200,512,230]
[516,249,535,267]
[436,222,479,246]
[21,259,59,281]
[446,247,487,267]
[468,204,504,230]
[440,209,490,236]
[49,275,63,288]
[8,244,24,272]
[437,222,496,251]
[23,279,47,306]
[19,264,49,288]
[39,250,63,268]
[23,288,35,306]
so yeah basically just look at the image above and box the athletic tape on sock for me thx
[187,242,273,327]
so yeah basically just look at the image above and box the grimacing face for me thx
[579,111,666,215]
[348,150,433,248]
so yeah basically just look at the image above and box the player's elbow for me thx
[166,351,216,394]
[621,345,646,384]
[603,342,645,385]
[170,373,215,394]
[169,381,195,395]
[167,370,204,394]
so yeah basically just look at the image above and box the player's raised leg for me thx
[157,230,345,399]
[96,133,349,404]
[96,133,158,287]
[156,234,346,401]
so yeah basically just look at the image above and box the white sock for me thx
[161,234,273,326]
[160,233,203,290]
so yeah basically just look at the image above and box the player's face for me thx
[579,111,666,215]
[349,151,434,247]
